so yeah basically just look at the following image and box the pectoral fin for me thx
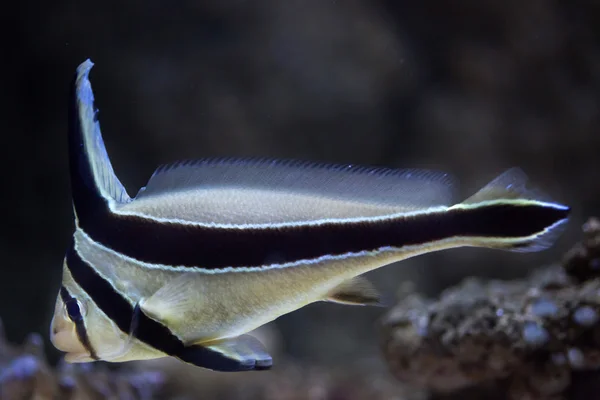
[177,335,273,372]
[139,273,197,325]
[101,302,141,361]
[326,277,386,307]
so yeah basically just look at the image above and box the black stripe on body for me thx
[68,65,569,270]
[77,202,569,269]
[59,286,99,360]
[65,244,184,357]
[66,244,263,371]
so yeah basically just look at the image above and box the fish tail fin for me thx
[69,59,130,219]
[454,168,570,253]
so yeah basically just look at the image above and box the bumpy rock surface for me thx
[381,218,600,399]
[131,357,425,400]
[0,323,421,400]
[0,320,166,400]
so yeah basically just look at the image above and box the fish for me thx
[50,59,571,372]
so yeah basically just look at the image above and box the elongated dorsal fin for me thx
[69,59,130,212]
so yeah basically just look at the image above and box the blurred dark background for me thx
[2,0,599,368]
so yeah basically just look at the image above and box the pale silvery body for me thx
[50,60,570,372]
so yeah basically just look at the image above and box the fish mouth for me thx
[51,331,95,363]
[50,323,86,353]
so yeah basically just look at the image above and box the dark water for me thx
[3,0,598,379]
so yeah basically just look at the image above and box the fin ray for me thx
[460,168,570,253]
[139,274,197,325]
[462,167,554,204]
[136,158,457,209]
[500,217,569,253]
[123,159,457,224]
[177,335,272,371]
[326,276,385,306]
[71,59,130,206]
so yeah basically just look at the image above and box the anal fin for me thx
[326,277,385,307]
[177,335,273,372]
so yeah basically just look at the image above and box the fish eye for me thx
[65,299,83,322]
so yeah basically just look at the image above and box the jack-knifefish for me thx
[50,59,571,372]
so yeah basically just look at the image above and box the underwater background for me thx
[2,0,600,398]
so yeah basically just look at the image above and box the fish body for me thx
[50,59,571,372]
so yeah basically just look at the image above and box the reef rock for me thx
[0,320,165,400]
[381,217,600,399]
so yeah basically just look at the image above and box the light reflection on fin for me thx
[139,274,196,326]
[326,276,385,307]
[462,167,554,204]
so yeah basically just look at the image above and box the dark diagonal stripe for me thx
[66,244,185,357]
[59,286,98,360]
[77,202,569,269]
[68,63,570,271]
[66,244,266,370]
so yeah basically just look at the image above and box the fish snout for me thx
[50,314,84,354]
[49,295,89,362]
